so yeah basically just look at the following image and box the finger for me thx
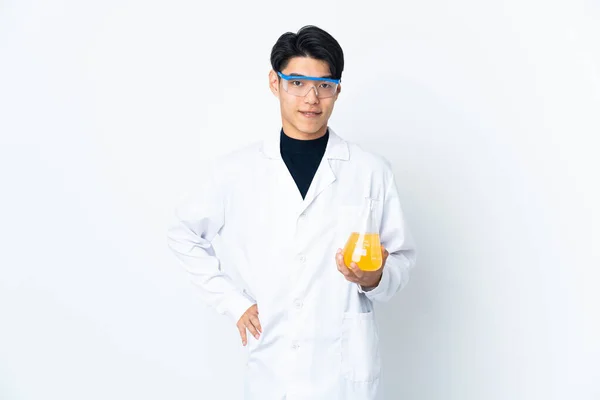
[381,246,389,264]
[336,252,350,276]
[245,320,260,339]
[349,262,364,279]
[249,315,262,334]
[335,249,344,266]
[339,260,353,277]
[237,323,247,346]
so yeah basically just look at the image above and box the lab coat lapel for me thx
[259,131,304,219]
[260,128,350,217]
[298,129,350,215]
[298,157,335,216]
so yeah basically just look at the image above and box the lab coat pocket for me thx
[341,311,381,383]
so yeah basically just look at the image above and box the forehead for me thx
[281,57,331,77]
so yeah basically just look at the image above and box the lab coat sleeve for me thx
[359,167,416,302]
[166,165,255,324]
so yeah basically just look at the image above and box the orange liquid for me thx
[342,232,382,271]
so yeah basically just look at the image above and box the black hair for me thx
[270,25,344,80]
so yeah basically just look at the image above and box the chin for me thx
[299,128,322,135]
[297,122,326,135]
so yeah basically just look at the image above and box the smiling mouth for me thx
[299,111,322,118]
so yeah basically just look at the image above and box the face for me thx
[269,57,341,140]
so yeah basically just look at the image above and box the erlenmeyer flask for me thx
[342,197,382,271]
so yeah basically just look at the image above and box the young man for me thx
[167,25,416,400]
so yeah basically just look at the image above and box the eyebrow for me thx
[288,72,334,79]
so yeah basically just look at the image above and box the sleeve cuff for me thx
[357,265,391,298]
[220,291,256,324]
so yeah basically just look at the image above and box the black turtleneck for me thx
[280,129,329,199]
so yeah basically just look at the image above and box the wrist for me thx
[362,269,383,290]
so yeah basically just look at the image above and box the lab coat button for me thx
[294,299,303,309]
[291,342,300,350]
[297,254,306,263]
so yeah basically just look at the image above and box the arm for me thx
[166,164,255,324]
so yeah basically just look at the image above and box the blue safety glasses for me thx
[277,71,341,99]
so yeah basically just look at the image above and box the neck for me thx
[281,122,328,141]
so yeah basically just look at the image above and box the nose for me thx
[304,85,320,104]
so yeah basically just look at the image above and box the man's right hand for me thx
[237,304,262,346]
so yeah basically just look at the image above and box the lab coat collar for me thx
[260,127,350,161]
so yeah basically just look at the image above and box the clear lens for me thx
[282,78,338,99]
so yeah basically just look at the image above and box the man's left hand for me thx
[335,245,389,289]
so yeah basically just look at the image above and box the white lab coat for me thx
[167,128,416,400]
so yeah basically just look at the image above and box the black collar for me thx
[280,128,329,154]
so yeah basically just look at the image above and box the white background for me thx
[1,0,599,399]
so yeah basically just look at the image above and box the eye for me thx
[320,83,333,89]
[290,80,303,87]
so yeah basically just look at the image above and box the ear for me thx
[269,70,280,98]
[334,83,342,100]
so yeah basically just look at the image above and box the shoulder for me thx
[336,132,393,175]
[200,140,265,191]
[207,140,261,170]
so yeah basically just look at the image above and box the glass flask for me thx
[342,197,382,271]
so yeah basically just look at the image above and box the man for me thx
[167,25,416,400]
